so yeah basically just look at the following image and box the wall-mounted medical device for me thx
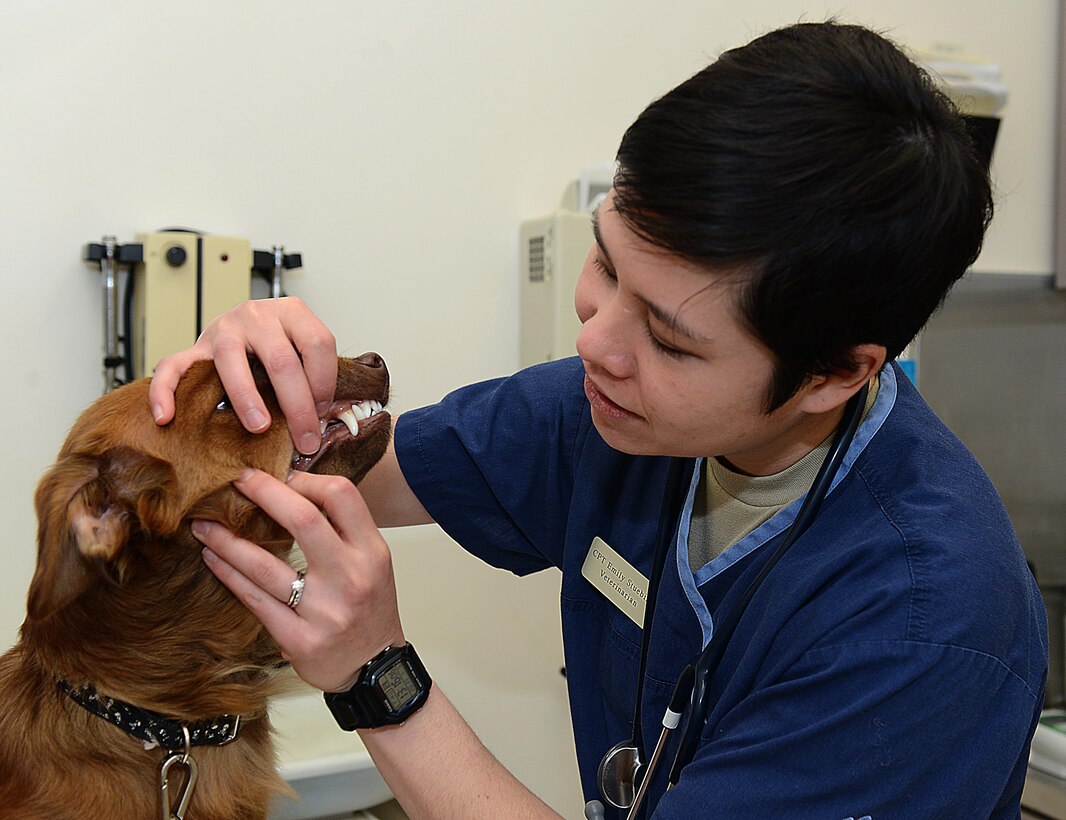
[919,49,1007,176]
[520,167,612,369]
[520,210,592,369]
[83,232,303,392]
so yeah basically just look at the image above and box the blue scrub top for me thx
[395,358,1047,818]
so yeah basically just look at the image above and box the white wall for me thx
[0,1,1058,813]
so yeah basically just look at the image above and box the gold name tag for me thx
[581,536,649,627]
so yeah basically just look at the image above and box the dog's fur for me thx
[0,354,391,819]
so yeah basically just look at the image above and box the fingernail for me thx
[191,520,210,538]
[152,404,165,423]
[316,401,331,417]
[299,431,320,455]
[246,408,268,431]
[202,547,217,564]
[236,467,256,483]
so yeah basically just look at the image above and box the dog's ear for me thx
[27,447,177,621]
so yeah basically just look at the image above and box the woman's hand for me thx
[196,470,562,820]
[192,468,404,692]
[149,297,338,457]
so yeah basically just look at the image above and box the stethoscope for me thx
[585,383,869,820]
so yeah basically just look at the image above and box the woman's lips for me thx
[584,376,639,420]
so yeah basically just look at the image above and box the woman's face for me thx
[574,190,834,476]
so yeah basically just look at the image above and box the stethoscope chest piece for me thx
[597,739,642,809]
[590,385,870,818]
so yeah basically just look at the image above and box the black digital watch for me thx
[324,643,432,730]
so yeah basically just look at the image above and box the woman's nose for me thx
[576,303,636,380]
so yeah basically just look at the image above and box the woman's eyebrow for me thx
[590,207,710,345]
[638,295,709,343]
[591,207,613,264]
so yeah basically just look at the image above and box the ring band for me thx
[287,570,306,609]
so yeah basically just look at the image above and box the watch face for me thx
[325,644,431,730]
[377,660,420,714]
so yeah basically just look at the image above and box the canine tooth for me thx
[358,400,374,418]
[320,419,328,435]
[350,402,368,421]
[338,407,361,436]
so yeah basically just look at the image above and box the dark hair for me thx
[613,22,994,411]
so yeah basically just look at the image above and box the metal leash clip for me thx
[160,725,198,820]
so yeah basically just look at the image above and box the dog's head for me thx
[26,353,391,623]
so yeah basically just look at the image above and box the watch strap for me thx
[324,643,431,730]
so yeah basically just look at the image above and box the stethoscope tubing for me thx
[618,383,869,818]
[625,664,695,820]
[631,456,694,742]
[666,382,869,788]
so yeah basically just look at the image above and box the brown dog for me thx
[0,353,391,819]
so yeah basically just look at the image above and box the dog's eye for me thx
[216,395,233,412]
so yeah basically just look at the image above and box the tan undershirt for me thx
[688,378,879,572]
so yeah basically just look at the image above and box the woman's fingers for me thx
[148,297,338,456]
[282,470,376,544]
[232,470,346,553]
[292,319,339,419]
[222,469,386,615]
[210,334,273,433]
[148,347,210,425]
[237,298,337,452]
[194,524,308,650]
[212,300,331,452]
[194,469,404,692]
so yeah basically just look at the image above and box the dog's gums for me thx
[292,399,388,473]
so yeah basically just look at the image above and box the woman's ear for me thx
[798,343,887,415]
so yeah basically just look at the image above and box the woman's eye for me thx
[643,323,689,359]
[591,254,687,359]
[592,255,617,281]
[646,328,686,359]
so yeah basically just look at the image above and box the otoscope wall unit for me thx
[83,232,303,393]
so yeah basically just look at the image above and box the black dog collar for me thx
[58,680,241,750]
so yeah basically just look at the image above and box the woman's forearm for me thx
[357,684,563,820]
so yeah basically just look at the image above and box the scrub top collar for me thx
[676,364,899,646]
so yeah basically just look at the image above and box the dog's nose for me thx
[355,352,389,397]
[355,352,385,370]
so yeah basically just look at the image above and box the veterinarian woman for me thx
[152,22,1047,819]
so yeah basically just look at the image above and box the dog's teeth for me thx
[338,407,361,436]
[349,402,369,422]
[320,419,328,435]
[358,400,374,418]
[370,400,382,415]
